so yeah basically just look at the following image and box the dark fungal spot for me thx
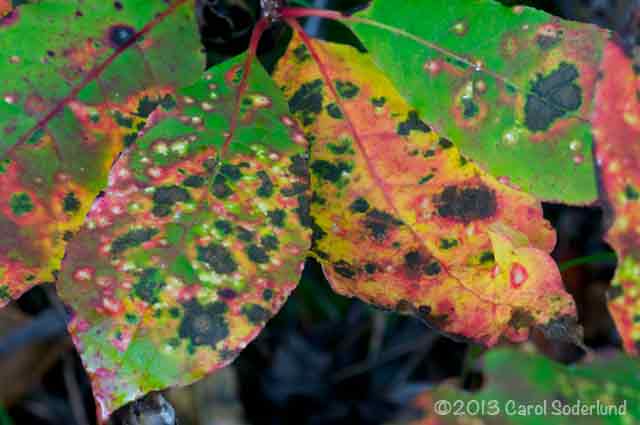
[310,160,352,183]
[261,235,279,251]
[63,231,74,242]
[334,260,357,279]
[479,251,495,264]
[295,195,311,227]
[508,308,535,329]
[217,288,237,299]
[215,220,233,235]
[124,133,137,146]
[461,98,479,119]
[159,94,177,111]
[113,111,133,127]
[183,175,205,188]
[397,111,431,135]
[327,139,353,155]
[425,262,441,275]
[416,305,450,328]
[289,154,308,178]
[524,62,582,132]
[289,79,323,126]
[179,299,229,349]
[625,184,639,200]
[10,193,33,216]
[211,175,232,199]
[423,149,436,157]
[364,209,403,241]
[404,251,427,279]
[132,268,165,304]
[434,185,497,222]
[268,209,286,227]
[419,174,434,185]
[439,138,454,149]
[63,192,81,213]
[326,103,343,119]
[108,24,135,48]
[114,1,123,10]
[220,164,242,181]
[246,245,269,264]
[440,238,458,249]
[111,228,158,255]
[263,289,274,301]
[311,218,327,241]
[372,97,386,107]
[242,304,271,325]
[312,192,326,205]
[153,185,190,216]
[256,171,274,198]
[281,182,308,197]
[0,286,10,300]
[364,263,377,274]
[236,227,254,242]
[197,243,238,274]
[293,44,310,62]
[350,197,370,213]
[536,33,562,50]
[335,80,360,99]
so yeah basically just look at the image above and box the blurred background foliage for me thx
[1,0,637,424]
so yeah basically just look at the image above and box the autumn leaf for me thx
[273,27,576,346]
[592,40,640,356]
[388,348,640,425]
[57,53,310,419]
[282,0,608,205]
[0,0,204,305]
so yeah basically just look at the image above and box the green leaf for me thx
[341,0,608,204]
[0,0,204,305]
[391,349,640,424]
[57,53,310,420]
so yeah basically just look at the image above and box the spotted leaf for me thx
[274,30,575,346]
[0,0,204,305]
[290,0,609,204]
[57,55,310,419]
[593,41,640,355]
[388,349,640,425]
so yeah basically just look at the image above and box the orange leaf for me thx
[274,29,576,345]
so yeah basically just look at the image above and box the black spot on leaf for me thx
[334,260,357,279]
[524,63,582,132]
[310,160,352,183]
[256,171,274,198]
[63,192,81,213]
[247,245,269,264]
[350,197,369,213]
[133,268,165,304]
[335,80,360,99]
[289,79,323,126]
[108,25,135,48]
[434,185,497,222]
[364,209,403,241]
[397,111,431,135]
[197,244,238,274]
[111,228,158,255]
[242,304,271,324]
[179,299,229,349]
[326,103,343,119]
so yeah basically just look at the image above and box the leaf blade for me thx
[57,54,311,419]
[274,28,575,346]
[0,0,204,304]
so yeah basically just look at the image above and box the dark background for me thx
[1,1,635,424]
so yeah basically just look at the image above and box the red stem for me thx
[221,16,270,156]
[280,6,345,21]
